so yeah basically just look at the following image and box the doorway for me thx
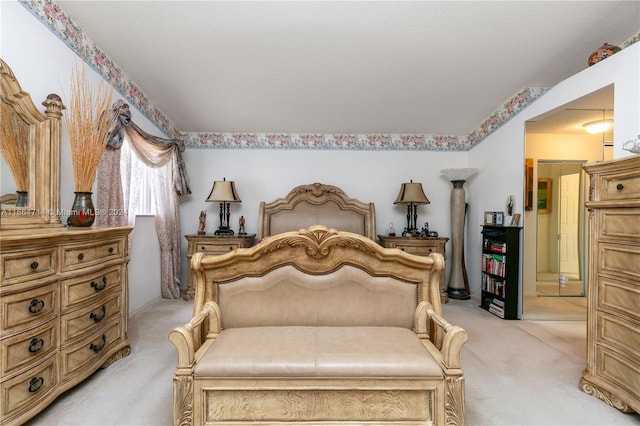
[535,161,586,297]
[522,85,614,320]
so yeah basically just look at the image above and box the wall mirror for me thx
[0,59,64,230]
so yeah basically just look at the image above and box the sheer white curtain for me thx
[97,100,190,299]
[119,138,181,298]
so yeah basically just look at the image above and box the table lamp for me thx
[394,180,430,236]
[206,178,241,235]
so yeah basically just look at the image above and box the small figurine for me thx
[198,210,206,235]
[238,215,246,234]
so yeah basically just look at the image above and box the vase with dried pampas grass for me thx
[64,64,114,226]
[0,102,30,206]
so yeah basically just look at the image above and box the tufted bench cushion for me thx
[194,326,443,378]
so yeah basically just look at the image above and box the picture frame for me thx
[484,211,495,225]
[495,211,504,226]
[510,213,521,226]
[537,178,551,214]
[525,158,534,210]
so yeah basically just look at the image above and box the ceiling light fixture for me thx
[583,119,613,134]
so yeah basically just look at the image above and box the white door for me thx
[559,173,580,277]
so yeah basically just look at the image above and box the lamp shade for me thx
[394,181,430,204]
[206,179,241,202]
[440,168,478,182]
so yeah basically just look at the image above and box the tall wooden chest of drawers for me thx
[580,155,640,413]
[0,226,132,425]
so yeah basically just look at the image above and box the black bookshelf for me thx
[480,225,521,319]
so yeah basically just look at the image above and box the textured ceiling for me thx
[54,1,638,137]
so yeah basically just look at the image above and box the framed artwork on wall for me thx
[525,158,534,210]
[537,178,551,214]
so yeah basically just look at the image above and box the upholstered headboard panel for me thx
[258,183,376,240]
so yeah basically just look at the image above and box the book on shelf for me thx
[488,302,505,318]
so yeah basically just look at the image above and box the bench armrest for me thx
[414,301,468,371]
[169,301,222,373]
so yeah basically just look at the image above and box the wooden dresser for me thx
[580,154,640,413]
[0,226,132,425]
[183,233,256,301]
[378,235,449,303]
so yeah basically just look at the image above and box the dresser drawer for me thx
[1,282,57,333]
[61,238,124,272]
[196,242,243,254]
[598,276,640,322]
[0,355,57,418]
[599,171,640,202]
[60,266,121,311]
[396,244,439,256]
[598,209,640,243]
[60,320,123,379]
[597,242,640,283]
[1,321,57,377]
[60,292,122,344]
[595,345,640,401]
[1,248,57,286]
[597,313,640,362]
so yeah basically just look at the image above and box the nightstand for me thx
[378,235,450,303]
[183,233,256,301]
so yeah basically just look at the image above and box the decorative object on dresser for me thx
[182,233,256,302]
[258,182,376,240]
[440,168,478,300]
[378,235,449,303]
[171,226,468,425]
[479,225,521,319]
[580,154,640,414]
[0,59,64,231]
[393,180,430,236]
[64,64,114,227]
[206,178,241,235]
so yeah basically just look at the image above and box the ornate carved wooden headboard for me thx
[258,183,376,240]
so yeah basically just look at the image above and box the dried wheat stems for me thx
[65,63,114,192]
[0,102,30,191]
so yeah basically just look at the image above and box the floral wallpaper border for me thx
[20,0,638,151]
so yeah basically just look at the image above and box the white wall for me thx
[467,43,639,317]
[180,148,469,284]
[2,1,164,313]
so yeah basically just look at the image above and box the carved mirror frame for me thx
[1,59,64,230]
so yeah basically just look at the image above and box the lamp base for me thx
[447,288,470,300]
[214,226,235,236]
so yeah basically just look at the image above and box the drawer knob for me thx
[30,261,39,270]
[28,337,44,354]
[108,247,114,253]
[28,298,45,314]
[91,276,108,292]
[90,305,107,323]
[77,253,84,260]
[90,334,107,353]
[28,377,44,393]
[616,183,624,190]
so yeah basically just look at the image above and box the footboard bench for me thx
[170,226,468,425]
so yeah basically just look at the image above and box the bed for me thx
[258,182,376,240]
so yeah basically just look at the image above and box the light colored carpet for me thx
[26,297,640,425]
